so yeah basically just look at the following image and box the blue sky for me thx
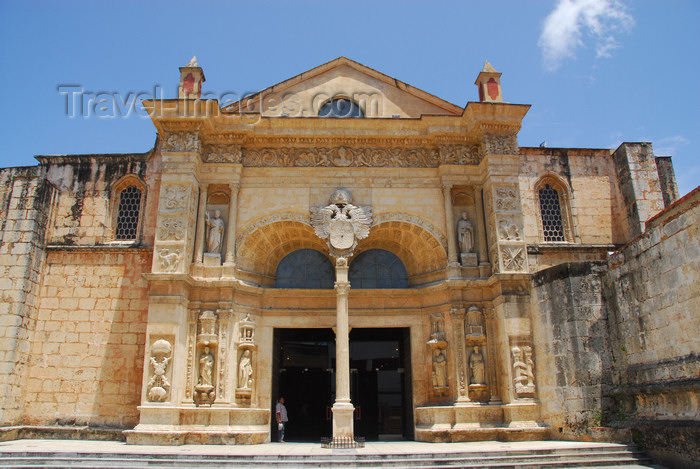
[1,0,698,196]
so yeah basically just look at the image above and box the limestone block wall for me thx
[531,262,614,438]
[23,249,151,428]
[519,147,622,246]
[603,186,699,467]
[0,167,53,426]
[39,152,158,248]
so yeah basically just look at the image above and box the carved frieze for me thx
[439,145,482,165]
[203,144,242,163]
[241,146,439,168]
[162,131,201,152]
[484,133,519,155]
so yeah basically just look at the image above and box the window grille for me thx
[538,184,566,242]
[115,186,142,240]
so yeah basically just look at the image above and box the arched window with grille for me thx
[349,249,408,289]
[275,249,334,289]
[110,175,146,243]
[536,176,573,243]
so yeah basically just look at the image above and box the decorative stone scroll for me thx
[162,131,201,152]
[147,339,172,402]
[484,133,518,155]
[494,186,519,212]
[512,344,536,397]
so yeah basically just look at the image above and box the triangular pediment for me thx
[224,57,462,118]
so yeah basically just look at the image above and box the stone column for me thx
[332,257,354,441]
[442,184,459,267]
[474,187,488,265]
[193,183,208,265]
[224,183,239,265]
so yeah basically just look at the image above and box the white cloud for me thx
[652,135,690,156]
[539,0,634,71]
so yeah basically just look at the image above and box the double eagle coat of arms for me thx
[310,189,372,258]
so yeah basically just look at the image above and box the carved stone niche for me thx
[147,338,173,403]
[427,313,449,398]
[510,339,537,399]
[194,311,218,405]
[203,191,230,267]
[236,313,257,404]
[452,189,479,268]
[465,305,485,343]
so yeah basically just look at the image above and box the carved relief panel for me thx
[509,338,537,399]
[153,183,197,274]
[235,313,256,405]
[147,337,174,403]
[488,184,528,274]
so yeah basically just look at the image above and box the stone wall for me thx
[0,167,53,425]
[23,249,151,428]
[604,186,700,468]
[531,262,614,439]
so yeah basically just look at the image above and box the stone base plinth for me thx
[331,401,355,439]
[414,403,547,443]
[203,253,221,266]
[125,405,269,445]
[460,252,478,267]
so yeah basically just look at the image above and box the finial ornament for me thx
[185,56,199,67]
[310,189,372,258]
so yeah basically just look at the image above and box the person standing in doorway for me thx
[275,397,288,442]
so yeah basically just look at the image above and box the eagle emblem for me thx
[310,189,372,258]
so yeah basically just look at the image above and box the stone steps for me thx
[0,444,656,468]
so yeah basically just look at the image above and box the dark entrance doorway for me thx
[273,327,412,442]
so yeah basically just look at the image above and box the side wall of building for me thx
[531,262,615,440]
[604,186,700,468]
[0,167,53,426]
[23,249,151,427]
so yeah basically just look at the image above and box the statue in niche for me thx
[512,345,536,395]
[524,346,535,387]
[432,349,448,388]
[457,211,474,254]
[469,345,486,385]
[198,346,215,387]
[466,306,484,338]
[428,314,446,344]
[205,210,225,254]
[238,349,253,390]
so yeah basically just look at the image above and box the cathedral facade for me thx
[1,58,697,461]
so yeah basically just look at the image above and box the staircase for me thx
[0,441,659,468]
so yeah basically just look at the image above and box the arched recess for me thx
[275,249,335,289]
[355,218,447,285]
[236,214,330,284]
[108,174,147,243]
[349,249,408,289]
[534,174,576,243]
